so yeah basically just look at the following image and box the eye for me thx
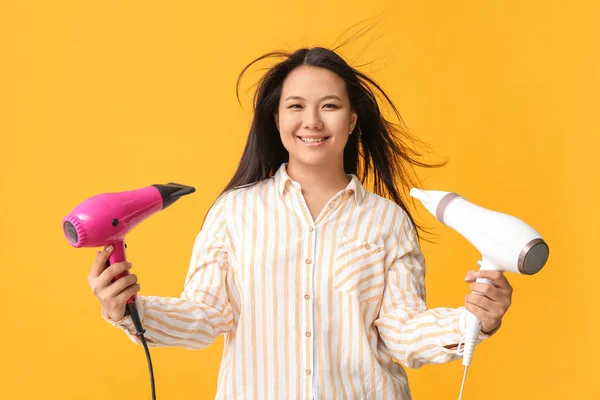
[323,104,339,109]
[288,104,302,109]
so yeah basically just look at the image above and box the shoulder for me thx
[361,190,417,238]
[219,178,272,203]
[363,190,412,223]
[213,178,276,214]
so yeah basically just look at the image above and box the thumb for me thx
[464,270,480,282]
[90,245,113,278]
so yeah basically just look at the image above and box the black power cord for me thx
[126,302,156,400]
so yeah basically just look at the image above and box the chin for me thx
[290,153,341,169]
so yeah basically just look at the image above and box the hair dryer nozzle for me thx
[409,188,460,224]
[152,182,196,209]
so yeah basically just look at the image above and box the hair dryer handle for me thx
[106,240,136,305]
[461,258,497,366]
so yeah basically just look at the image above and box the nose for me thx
[303,108,323,130]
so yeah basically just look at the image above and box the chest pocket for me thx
[333,236,386,303]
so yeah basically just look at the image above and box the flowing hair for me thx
[221,42,446,240]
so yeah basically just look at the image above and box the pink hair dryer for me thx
[62,182,195,305]
[62,182,195,399]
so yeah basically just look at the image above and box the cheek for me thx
[279,121,302,150]
[279,131,292,148]
[327,112,353,132]
[279,113,301,132]
[334,133,350,149]
[278,124,298,151]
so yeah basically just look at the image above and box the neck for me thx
[286,160,350,196]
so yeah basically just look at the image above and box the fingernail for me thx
[106,245,113,253]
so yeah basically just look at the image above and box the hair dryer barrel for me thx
[409,189,549,275]
[63,182,195,248]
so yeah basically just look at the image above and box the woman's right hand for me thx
[88,245,141,322]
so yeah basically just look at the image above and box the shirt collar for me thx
[274,163,365,206]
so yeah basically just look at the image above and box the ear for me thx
[349,110,358,134]
[274,112,279,131]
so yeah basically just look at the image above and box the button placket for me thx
[304,223,316,392]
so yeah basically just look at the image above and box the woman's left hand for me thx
[464,270,513,334]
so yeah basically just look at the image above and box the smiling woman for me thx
[96,45,514,400]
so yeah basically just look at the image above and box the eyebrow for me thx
[284,95,342,102]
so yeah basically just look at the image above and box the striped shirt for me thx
[103,162,492,399]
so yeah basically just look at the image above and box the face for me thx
[275,66,357,169]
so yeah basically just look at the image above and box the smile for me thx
[298,136,330,144]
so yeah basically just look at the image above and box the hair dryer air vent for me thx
[520,238,549,275]
[63,219,84,245]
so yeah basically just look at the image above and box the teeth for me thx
[300,137,326,143]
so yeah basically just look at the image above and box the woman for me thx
[88,47,513,399]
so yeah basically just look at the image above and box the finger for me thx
[469,282,500,300]
[464,303,500,333]
[98,262,132,288]
[465,293,494,312]
[114,283,141,305]
[491,273,512,291]
[465,299,502,322]
[464,302,487,321]
[474,270,504,283]
[89,245,114,279]
[470,283,512,312]
[467,293,508,319]
[105,273,138,298]
[464,270,479,282]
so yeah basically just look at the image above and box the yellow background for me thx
[1,1,597,399]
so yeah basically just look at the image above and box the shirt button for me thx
[365,244,371,250]
[306,332,311,337]
[304,294,311,300]
[305,258,312,264]
[306,369,311,375]
[328,203,333,208]
[309,227,314,232]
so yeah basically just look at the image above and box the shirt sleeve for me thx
[102,195,233,350]
[374,213,498,369]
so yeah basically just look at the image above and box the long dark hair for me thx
[221,45,446,241]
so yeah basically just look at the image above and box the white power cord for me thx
[458,366,469,400]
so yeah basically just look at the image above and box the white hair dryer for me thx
[409,189,549,369]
